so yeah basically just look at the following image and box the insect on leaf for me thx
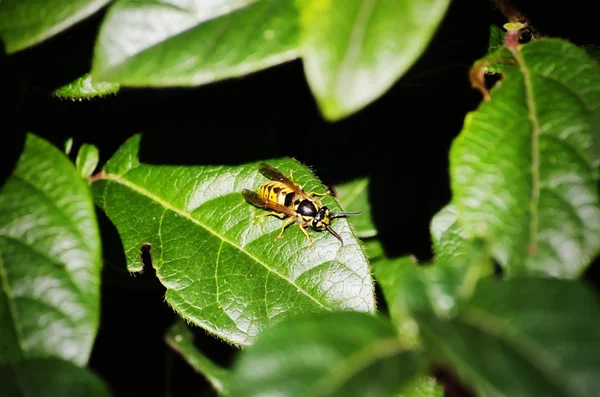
[91,135,375,346]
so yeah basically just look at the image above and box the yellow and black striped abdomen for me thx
[258,182,299,208]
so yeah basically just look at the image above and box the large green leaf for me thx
[451,38,600,278]
[416,277,600,397]
[297,0,450,120]
[333,177,376,238]
[0,357,111,397]
[91,135,375,346]
[166,320,230,396]
[229,311,419,397]
[0,134,101,366]
[92,0,299,86]
[0,0,109,54]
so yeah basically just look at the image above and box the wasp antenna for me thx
[330,211,362,218]
[326,225,344,246]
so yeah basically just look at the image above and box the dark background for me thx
[1,0,599,396]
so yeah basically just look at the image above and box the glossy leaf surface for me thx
[0,357,111,397]
[416,277,600,397]
[451,38,600,278]
[229,311,419,397]
[298,0,450,120]
[166,320,230,396]
[92,0,299,86]
[54,74,120,99]
[0,134,101,366]
[0,134,100,365]
[334,178,376,238]
[0,0,109,53]
[92,135,375,346]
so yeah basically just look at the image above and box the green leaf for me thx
[297,0,450,120]
[451,38,600,278]
[229,311,419,397]
[92,0,299,86]
[429,204,493,289]
[373,257,445,344]
[0,134,101,366]
[166,320,230,396]
[0,0,110,54]
[364,238,384,262]
[374,244,491,344]
[488,25,505,53]
[416,277,600,397]
[397,376,443,397]
[91,134,375,346]
[76,143,100,179]
[334,178,376,238]
[0,357,111,397]
[582,44,600,64]
[54,73,120,99]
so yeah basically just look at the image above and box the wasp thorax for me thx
[297,200,317,217]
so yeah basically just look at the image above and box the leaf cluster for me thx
[2,2,600,397]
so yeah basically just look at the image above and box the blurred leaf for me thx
[0,134,101,366]
[374,242,490,342]
[488,25,505,53]
[451,38,600,278]
[76,143,99,179]
[416,277,600,397]
[0,0,109,53]
[334,178,376,238]
[430,204,468,267]
[581,44,600,64]
[92,0,299,86]
[166,320,230,396]
[54,73,120,99]
[397,376,443,397]
[0,357,111,396]
[297,0,450,120]
[64,138,74,155]
[364,238,384,262]
[91,135,375,346]
[229,311,419,397]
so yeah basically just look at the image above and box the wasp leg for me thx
[289,168,295,183]
[299,224,315,249]
[274,217,296,242]
[253,211,285,220]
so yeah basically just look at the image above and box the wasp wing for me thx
[242,189,297,218]
[258,163,310,199]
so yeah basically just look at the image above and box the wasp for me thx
[242,163,361,249]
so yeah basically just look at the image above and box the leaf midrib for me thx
[99,172,328,310]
